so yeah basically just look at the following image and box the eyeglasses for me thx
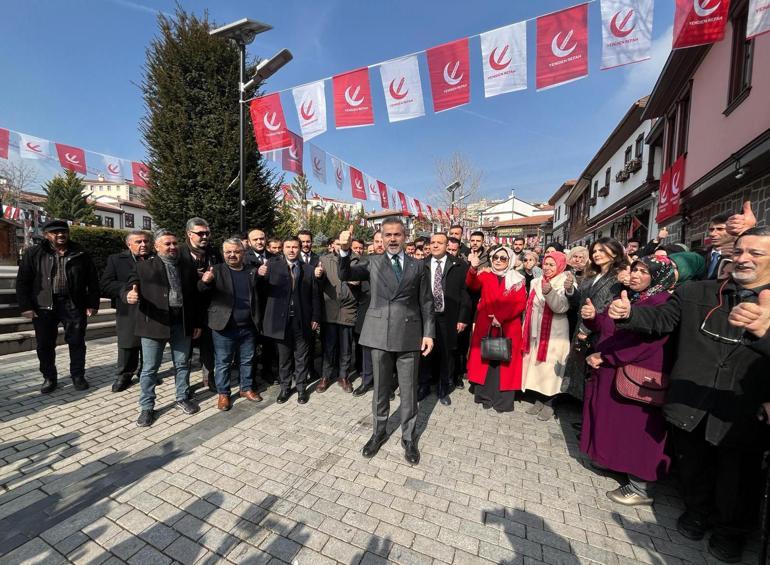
[492,255,509,262]
[190,231,210,238]
[699,279,743,344]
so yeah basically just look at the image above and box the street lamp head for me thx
[209,18,272,45]
[445,180,461,193]
[242,48,293,93]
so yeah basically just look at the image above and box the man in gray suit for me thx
[338,218,434,465]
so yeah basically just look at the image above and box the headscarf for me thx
[628,255,676,303]
[489,246,524,292]
[542,251,567,281]
[670,252,705,285]
[522,251,569,363]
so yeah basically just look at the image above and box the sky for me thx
[0,0,675,210]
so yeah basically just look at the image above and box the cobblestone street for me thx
[0,337,761,564]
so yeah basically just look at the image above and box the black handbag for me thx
[481,326,512,362]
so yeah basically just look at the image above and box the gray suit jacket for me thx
[339,252,435,352]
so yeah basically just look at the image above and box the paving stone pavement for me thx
[0,337,763,564]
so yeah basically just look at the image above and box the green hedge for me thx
[69,226,131,275]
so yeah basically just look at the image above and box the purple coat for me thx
[579,292,672,482]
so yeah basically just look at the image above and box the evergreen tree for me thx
[140,8,280,241]
[43,170,97,224]
[290,174,312,229]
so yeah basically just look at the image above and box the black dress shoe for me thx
[276,389,291,404]
[676,512,709,541]
[41,378,57,394]
[402,440,420,465]
[111,376,132,393]
[297,391,309,404]
[453,378,464,390]
[72,376,89,391]
[137,409,155,427]
[175,399,199,414]
[352,383,372,397]
[708,533,743,564]
[439,396,451,406]
[362,433,387,458]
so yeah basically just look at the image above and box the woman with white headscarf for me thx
[466,246,527,412]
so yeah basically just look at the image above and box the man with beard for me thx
[448,225,470,257]
[608,226,770,563]
[179,217,221,393]
[267,238,282,255]
[244,227,275,384]
[101,230,152,392]
[126,229,203,427]
[298,229,320,268]
[469,231,490,270]
[17,220,100,394]
[244,228,272,268]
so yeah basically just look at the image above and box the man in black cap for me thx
[16,219,100,393]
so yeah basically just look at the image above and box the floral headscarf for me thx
[628,255,676,302]
[542,251,567,282]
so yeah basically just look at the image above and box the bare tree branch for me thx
[427,152,484,213]
[0,161,40,201]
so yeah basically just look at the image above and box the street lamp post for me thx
[209,18,292,233]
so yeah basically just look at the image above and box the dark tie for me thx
[290,263,297,289]
[391,255,402,282]
[707,251,720,278]
[433,259,444,311]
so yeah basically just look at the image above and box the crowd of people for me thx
[14,203,770,563]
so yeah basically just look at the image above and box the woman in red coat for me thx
[466,246,527,412]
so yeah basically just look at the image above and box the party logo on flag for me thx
[349,166,367,200]
[331,156,345,190]
[282,132,304,175]
[673,0,731,48]
[426,38,471,112]
[747,0,770,39]
[413,198,425,219]
[379,55,426,123]
[0,128,9,160]
[600,0,654,69]
[397,191,410,216]
[376,180,389,209]
[19,134,49,160]
[536,4,589,90]
[333,68,374,128]
[102,155,125,180]
[249,93,291,152]
[426,204,435,220]
[292,80,327,141]
[309,144,327,184]
[480,21,527,97]
[131,162,150,188]
[55,143,87,175]
[365,174,380,202]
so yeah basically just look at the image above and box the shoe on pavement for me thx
[676,511,709,541]
[277,389,291,404]
[297,390,309,404]
[72,376,89,391]
[439,396,451,406]
[606,485,652,506]
[137,410,155,427]
[175,399,200,415]
[315,377,331,393]
[537,404,555,421]
[362,433,387,458]
[217,393,231,411]
[708,533,743,564]
[41,378,57,394]
[417,387,430,402]
[402,440,420,465]
[526,400,544,415]
[240,390,263,402]
[112,376,132,393]
[352,383,372,397]
[339,378,353,393]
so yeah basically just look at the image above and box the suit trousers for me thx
[371,349,420,441]
[322,323,353,381]
[419,314,454,397]
[275,314,311,394]
[116,347,141,379]
[670,420,763,539]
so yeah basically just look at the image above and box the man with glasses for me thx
[101,230,152,392]
[180,217,221,392]
[16,220,100,394]
[607,226,770,564]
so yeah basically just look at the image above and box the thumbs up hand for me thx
[314,264,324,279]
[726,200,757,236]
[608,290,631,320]
[201,267,215,284]
[469,249,480,269]
[728,289,770,338]
[258,263,268,277]
[581,298,596,320]
[127,284,140,305]
[339,225,354,251]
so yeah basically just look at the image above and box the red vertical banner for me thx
[0,128,9,159]
[55,143,87,174]
[131,162,150,188]
[673,0,731,49]
[426,38,471,112]
[397,191,410,216]
[249,93,292,151]
[536,4,589,90]
[349,166,367,200]
[333,68,375,128]
[670,154,686,214]
[281,131,304,175]
[414,199,425,219]
[426,205,435,220]
[376,180,389,209]
[656,165,681,224]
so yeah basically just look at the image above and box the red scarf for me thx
[522,252,567,362]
